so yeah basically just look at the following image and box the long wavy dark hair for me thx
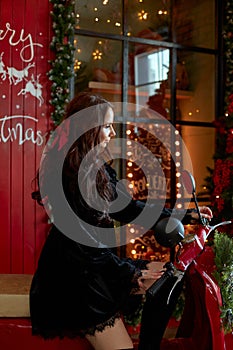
[32,92,115,225]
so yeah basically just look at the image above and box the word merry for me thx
[0,115,44,146]
[0,22,43,62]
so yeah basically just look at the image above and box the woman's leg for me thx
[85,317,134,350]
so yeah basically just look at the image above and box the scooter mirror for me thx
[154,217,185,248]
[181,170,196,194]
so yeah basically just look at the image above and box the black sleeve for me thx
[106,164,196,228]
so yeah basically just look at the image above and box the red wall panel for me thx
[0,0,53,273]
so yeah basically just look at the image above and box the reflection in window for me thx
[74,36,122,95]
[134,49,169,107]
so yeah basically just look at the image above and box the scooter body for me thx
[141,170,232,350]
[161,224,228,350]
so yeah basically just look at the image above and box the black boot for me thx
[138,276,184,350]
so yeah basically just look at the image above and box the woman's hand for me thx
[137,261,165,293]
[191,206,213,221]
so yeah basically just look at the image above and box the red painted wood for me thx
[0,318,93,350]
[0,0,13,273]
[0,0,53,273]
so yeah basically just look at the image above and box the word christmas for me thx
[0,115,44,146]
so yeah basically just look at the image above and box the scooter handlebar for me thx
[146,262,175,298]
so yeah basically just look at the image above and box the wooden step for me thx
[0,274,32,317]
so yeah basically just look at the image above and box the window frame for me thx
[73,0,224,208]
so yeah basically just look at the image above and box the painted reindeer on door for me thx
[0,51,44,107]
[7,62,35,85]
[18,74,44,107]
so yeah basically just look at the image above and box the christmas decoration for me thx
[210,1,233,225]
[48,0,75,125]
[213,230,233,334]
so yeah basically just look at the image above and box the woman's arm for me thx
[107,165,212,227]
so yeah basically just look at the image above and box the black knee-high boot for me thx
[138,276,184,350]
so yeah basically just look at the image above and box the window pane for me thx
[75,0,123,35]
[134,47,169,104]
[180,125,215,195]
[129,44,215,123]
[176,51,215,122]
[129,42,171,117]
[74,35,122,100]
[127,0,170,41]
[173,0,216,49]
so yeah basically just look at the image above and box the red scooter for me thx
[138,170,232,350]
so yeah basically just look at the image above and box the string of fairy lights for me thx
[124,122,183,258]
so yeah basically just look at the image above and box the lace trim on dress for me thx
[32,313,122,339]
[79,312,122,336]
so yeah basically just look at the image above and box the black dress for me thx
[29,164,190,339]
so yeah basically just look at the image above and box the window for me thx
[74,0,222,252]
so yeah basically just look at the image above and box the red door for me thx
[0,0,53,273]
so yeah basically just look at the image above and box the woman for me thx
[30,92,212,350]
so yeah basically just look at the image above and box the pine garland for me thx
[48,0,75,125]
[213,230,233,334]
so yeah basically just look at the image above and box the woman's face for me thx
[99,107,116,150]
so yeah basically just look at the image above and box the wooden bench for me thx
[0,274,93,350]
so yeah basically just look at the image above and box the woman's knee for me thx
[85,317,134,350]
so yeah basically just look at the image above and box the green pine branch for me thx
[48,0,75,125]
[213,231,233,334]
